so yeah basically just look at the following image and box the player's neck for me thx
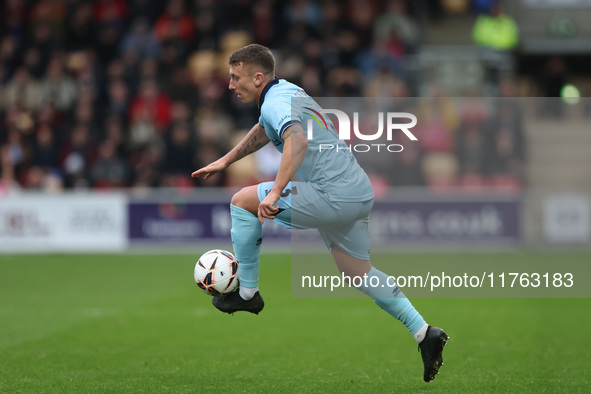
[256,76,278,106]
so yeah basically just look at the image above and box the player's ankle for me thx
[414,323,429,344]
[239,286,259,301]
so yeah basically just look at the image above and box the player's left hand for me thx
[258,191,280,224]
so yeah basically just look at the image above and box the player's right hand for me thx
[191,159,228,180]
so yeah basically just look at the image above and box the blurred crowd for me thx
[0,0,523,194]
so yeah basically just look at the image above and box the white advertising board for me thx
[543,194,590,243]
[0,193,127,252]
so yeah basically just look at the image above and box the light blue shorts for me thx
[257,181,373,260]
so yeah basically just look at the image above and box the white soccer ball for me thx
[194,249,239,296]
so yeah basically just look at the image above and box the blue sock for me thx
[357,267,426,335]
[230,204,262,289]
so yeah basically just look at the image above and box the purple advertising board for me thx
[128,201,291,243]
[369,200,520,245]
[128,198,520,245]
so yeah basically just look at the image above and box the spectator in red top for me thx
[129,77,173,132]
[93,0,129,26]
[154,0,195,45]
[93,0,129,63]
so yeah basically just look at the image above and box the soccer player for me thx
[191,44,448,382]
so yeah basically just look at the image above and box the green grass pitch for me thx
[1,252,590,393]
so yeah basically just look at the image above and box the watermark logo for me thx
[305,109,418,153]
[303,107,328,131]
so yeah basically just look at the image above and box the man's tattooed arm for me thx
[281,123,305,141]
[191,123,269,179]
[214,122,270,168]
[235,123,270,158]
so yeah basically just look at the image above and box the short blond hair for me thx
[228,44,275,76]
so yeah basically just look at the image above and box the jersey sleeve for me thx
[260,96,303,139]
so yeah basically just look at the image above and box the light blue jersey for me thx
[234,74,429,339]
[258,78,374,203]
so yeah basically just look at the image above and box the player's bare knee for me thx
[231,187,258,215]
[231,188,249,208]
[230,189,244,207]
